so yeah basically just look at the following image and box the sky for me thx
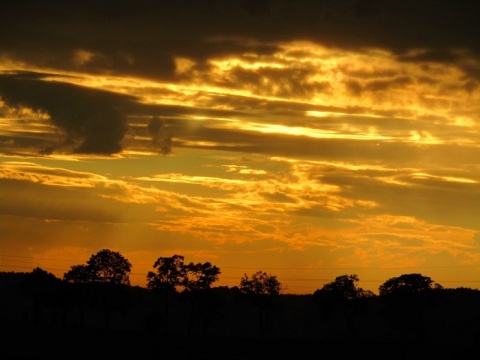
[0,0,479,294]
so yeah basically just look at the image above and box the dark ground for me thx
[1,273,479,360]
[1,316,478,360]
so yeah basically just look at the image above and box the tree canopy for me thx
[64,249,132,286]
[182,261,221,292]
[378,273,440,297]
[146,255,221,293]
[239,270,282,296]
[147,254,186,293]
[63,264,93,284]
[313,274,374,301]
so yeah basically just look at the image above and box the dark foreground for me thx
[1,317,477,360]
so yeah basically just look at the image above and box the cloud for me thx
[0,161,173,223]
[0,71,137,154]
[2,33,478,158]
[0,178,124,223]
[319,167,480,231]
[2,1,480,82]
[147,117,172,154]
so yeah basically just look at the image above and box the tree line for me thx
[59,248,443,297]
[2,248,479,353]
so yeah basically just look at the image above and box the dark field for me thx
[2,316,477,360]
[1,272,479,360]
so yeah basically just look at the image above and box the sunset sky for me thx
[1,0,479,294]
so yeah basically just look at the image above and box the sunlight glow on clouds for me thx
[3,41,477,150]
[0,162,107,187]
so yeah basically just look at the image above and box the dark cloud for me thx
[362,76,413,93]
[147,117,172,154]
[345,76,414,96]
[1,0,479,81]
[354,0,383,18]
[0,71,138,154]
[398,50,462,63]
[242,0,272,17]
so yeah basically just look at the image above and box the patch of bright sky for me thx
[233,121,391,140]
[0,117,54,135]
[0,101,53,135]
[0,161,108,187]
[411,172,478,184]
[306,110,383,118]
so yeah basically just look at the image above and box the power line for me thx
[0,264,67,271]
[0,254,85,263]
[2,254,480,270]
[2,254,479,289]
[144,262,480,270]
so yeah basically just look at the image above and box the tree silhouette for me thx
[86,249,132,286]
[180,261,221,335]
[3,267,480,358]
[378,273,443,356]
[146,254,186,333]
[63,249,132,330]
[313,274,374,340]
[182,261,221,292]
[63,264,93,283]
[379,273,440,296]
[239,270,282,339]
[63,264,92,327]
[20,267,66,325]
